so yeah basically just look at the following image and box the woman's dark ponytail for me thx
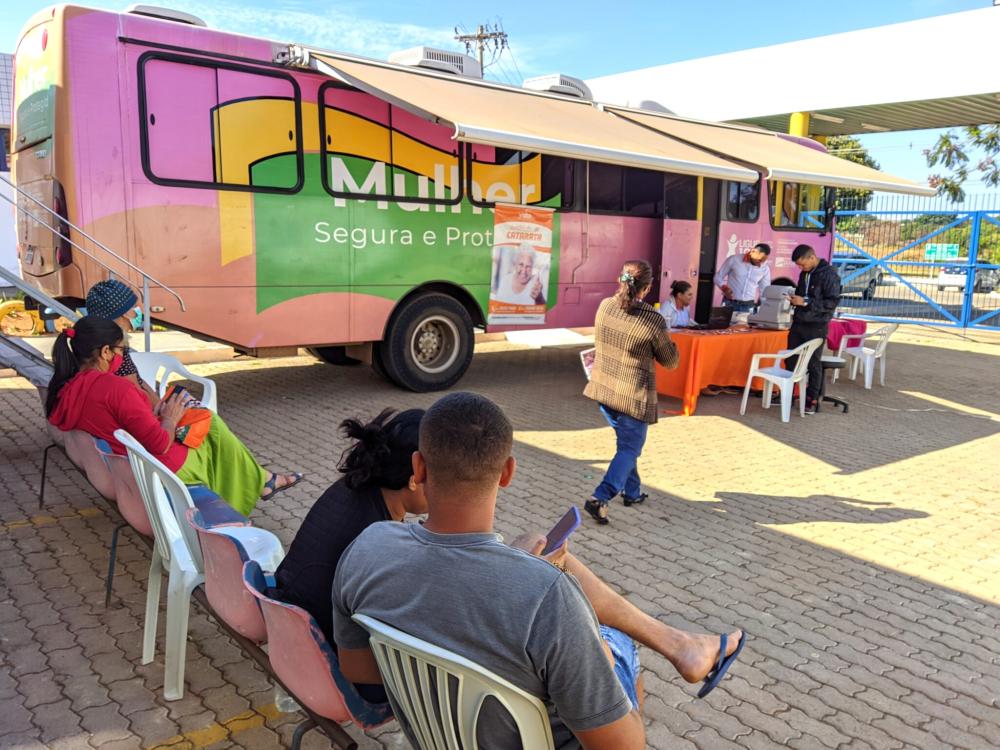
[615,260,654,311]
[45,317,123,416]
[338,408,425,491]
[670,280,692,297]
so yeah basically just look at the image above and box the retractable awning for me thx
[304,51,759,183]
[606,106,936,196]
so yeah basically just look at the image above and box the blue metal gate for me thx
[804,197,1000,330]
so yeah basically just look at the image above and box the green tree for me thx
[924,124,1000,202]
[826,135,881,212]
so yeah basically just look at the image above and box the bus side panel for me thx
[489,213,662,332]
[64,8,132,290]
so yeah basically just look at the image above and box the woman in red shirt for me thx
[45,317,300,515]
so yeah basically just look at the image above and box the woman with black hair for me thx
[45,316,301,515]
[271,408,427,645]
[662,279,695,329]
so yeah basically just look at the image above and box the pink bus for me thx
[14,5,888,391]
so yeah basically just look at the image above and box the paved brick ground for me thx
[2,328,999,749]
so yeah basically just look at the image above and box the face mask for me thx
[109,354,124,373]
[129,307,144,331]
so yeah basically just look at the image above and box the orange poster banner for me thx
[488,204,554,326]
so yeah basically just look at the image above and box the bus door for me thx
[695,178,721,322]
[659,173,701,310]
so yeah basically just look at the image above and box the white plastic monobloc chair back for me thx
[868,324,898,358]
[130,352,218,413]
[114,429,204,571]
[788,338,824,380]
[353,614,555,750]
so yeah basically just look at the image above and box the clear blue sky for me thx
[4,0,995,193]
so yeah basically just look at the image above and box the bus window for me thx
[724,181,760,222]
[768,181,834,230]
[323,89,393,200]
[322,85,462,204]
[587,162,624,212]
[624,167,663,217]
[538,155,576,209]
[142,58,217,183]
[664,174,698,220]
[140,56,301,191]
[468,146,541,206]
[390,106,461,203]
[215,68,299,190]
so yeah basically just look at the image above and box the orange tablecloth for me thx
[656,327,790,415]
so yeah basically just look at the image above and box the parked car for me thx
[937,263,999,293]
[833,254,883,300]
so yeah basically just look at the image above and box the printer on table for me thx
[748,285,794,329]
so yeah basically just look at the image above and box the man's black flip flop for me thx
[697,632,747,698]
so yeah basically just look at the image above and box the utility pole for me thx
[454,23,508,70]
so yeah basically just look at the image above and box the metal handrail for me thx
[0,174,186,351]
[0,173,185,310]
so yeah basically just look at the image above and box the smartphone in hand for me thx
[542,507,581,555]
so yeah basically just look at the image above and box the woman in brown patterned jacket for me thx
[583,260,679,524]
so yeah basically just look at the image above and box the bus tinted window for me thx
[664,174,698,220]
[724,181,760,222]
[624,167,663,217]
[539,155,576,209]
[768,181,832,230]
[140,56,301,192]
[587,162,624,212]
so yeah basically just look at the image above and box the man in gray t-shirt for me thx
[332,392,645,749]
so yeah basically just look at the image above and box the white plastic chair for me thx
[115,428,204,701]
[740,338,825,422]
[835,324,898,389]
[352,614,555,750]
[114,429,282,700]
[130,352,218,412]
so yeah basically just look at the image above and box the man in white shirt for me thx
[713,243,772,312]
[493,243,545,305]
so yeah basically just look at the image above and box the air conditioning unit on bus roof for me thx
[125,4,207,27]
[388,47,482,78]
[522,74,593,100]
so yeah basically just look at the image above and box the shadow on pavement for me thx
[709,492,929,525]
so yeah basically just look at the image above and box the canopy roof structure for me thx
[607,106,934,195]
[309,51,757,183]
[301,49,933,195]
[586,6,1000,138]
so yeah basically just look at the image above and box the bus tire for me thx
[381,293,474,392]
[307,346,362,366]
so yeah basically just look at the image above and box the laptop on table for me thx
[687,306,734,330]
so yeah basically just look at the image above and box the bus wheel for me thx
[381,294,474,392]
[307,346,362,366]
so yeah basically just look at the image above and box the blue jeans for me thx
[593,405,648,502]
[723,298,757,313]
[600,625,641,710]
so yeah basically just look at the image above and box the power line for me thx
[454,22,508,71]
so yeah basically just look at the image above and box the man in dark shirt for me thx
[787,244,842,414]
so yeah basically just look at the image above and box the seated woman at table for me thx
[45,316,301,515]
[661,280,695,329]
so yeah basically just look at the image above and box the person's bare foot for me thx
[672,629,743,683]
[260,471,303,500]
